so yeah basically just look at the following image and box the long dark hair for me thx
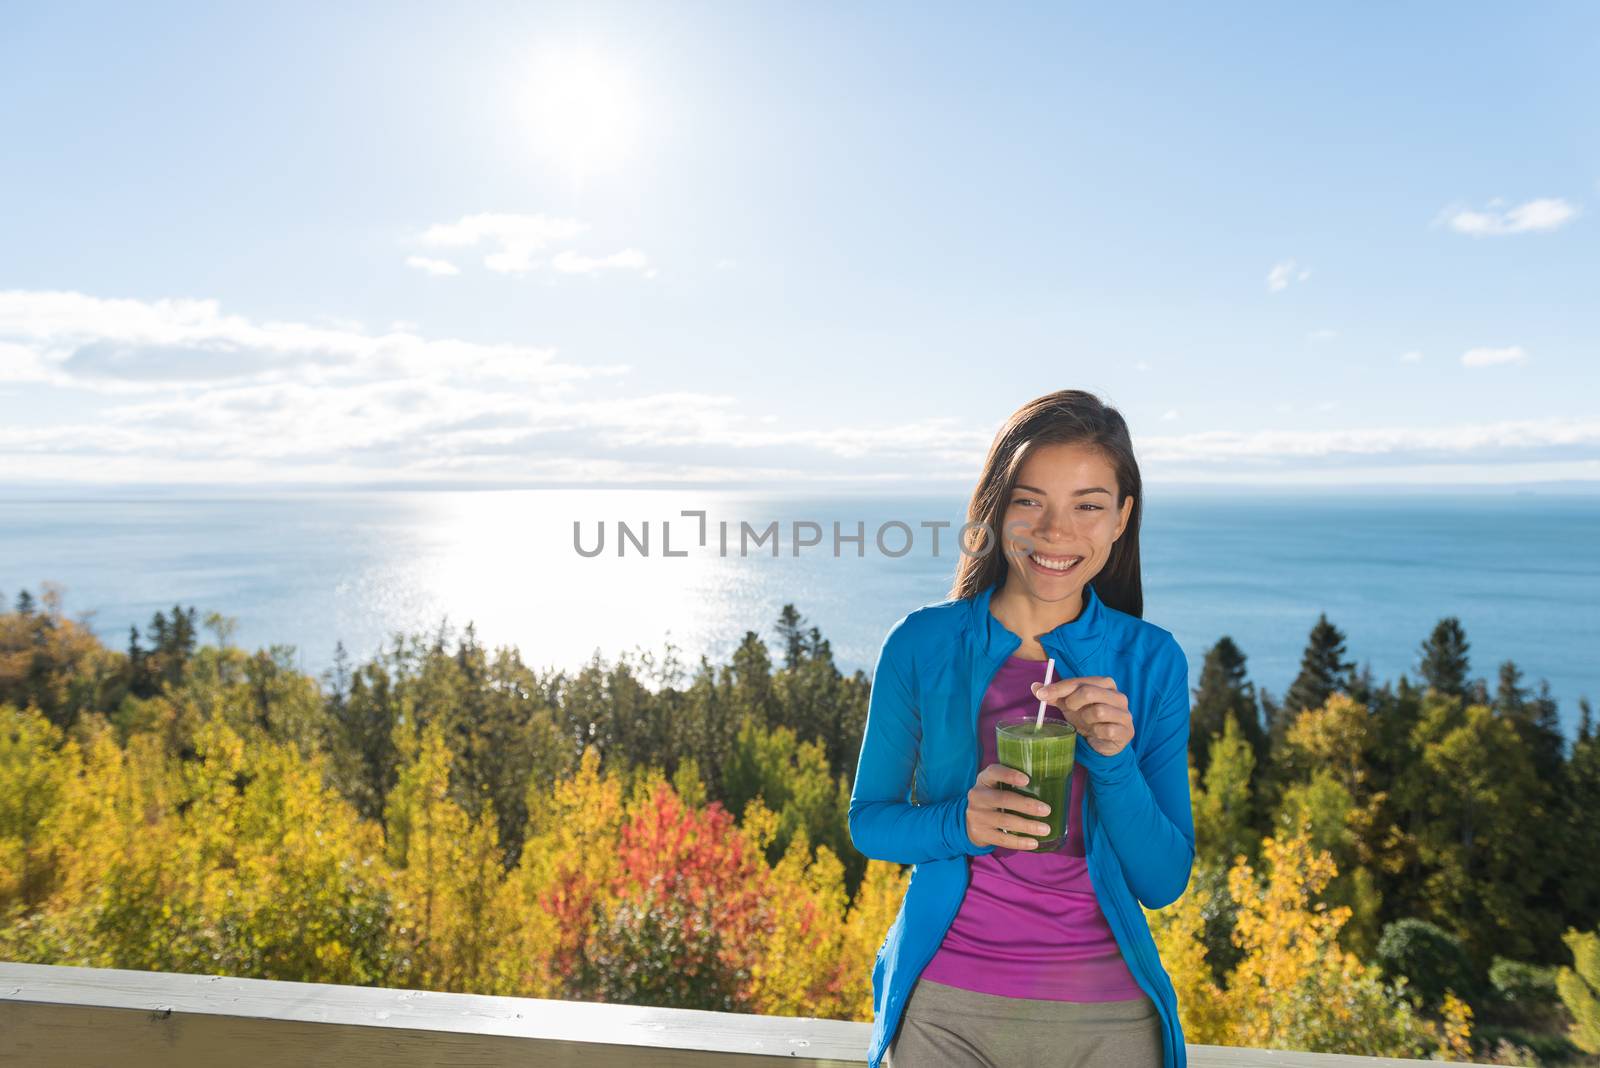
[948,390,1144,618]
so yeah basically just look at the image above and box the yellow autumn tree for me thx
[1277,693,1385,960]
[1221,820,1473,1060]
[184,718,393,984]
[837,858,912,1022]
[1556,925,1600,1054]
[743,803,851,1019]
[1144,866,1232,1044]
[383,719,511,993]
[2,711,392,985]
[11,718,193,971]
[0,704,71,914]
[490,744,627,999]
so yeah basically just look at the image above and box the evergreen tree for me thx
[728,631,780,732]
[1418,618,1470,698]
[324,662,401,824]
[126,624,157,699]
[1190,637,1265,778]
[1494,660,1527,720]
[323,640,352,711]
[1521,679,1567,785]
[14,589,34,616]
[1261,616,1355,815]
[775,604,808,672]
[1346,660,1378,709]
[1560,715,1600,932]
[1284,613,1356,718]
[1492,661,1566,785]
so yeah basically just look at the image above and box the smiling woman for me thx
[851,389,1196,1068]
[518,45,645,184]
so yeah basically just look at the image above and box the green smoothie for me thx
[995,716,1077,851]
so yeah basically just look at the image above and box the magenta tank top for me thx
[918,653,1146,1001]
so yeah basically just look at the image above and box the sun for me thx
[520,46,643,184]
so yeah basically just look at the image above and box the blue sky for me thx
[2,1,1597,490]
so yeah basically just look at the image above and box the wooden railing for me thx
[0,961,1501,1066]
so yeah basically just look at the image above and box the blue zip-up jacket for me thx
[848,579,1194,1068]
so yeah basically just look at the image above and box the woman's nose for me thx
[1036,510,1069,540]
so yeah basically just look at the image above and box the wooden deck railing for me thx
[0,961,1501,1066]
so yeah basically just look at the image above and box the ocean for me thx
[3,486,1596,740]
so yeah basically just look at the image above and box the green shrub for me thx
[1376,917,1479,1010]
[1489,956,1561,1020]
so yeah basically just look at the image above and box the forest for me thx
[2,580,1598,1064]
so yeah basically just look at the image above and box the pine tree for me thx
[775,604,807,672]
[1560,721,1600,932]
[1494,660,1527,720]
[1418,618,1470,698]
[1190,637,1264,778]
[1266,616,1356,808]
[1284,614,1356,718]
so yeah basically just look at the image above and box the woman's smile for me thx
[1025,550,1085,578]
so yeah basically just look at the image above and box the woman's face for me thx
[998,442,1133,603]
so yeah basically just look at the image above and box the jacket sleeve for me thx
[848,616,995,865]
[1074,634,1195,909]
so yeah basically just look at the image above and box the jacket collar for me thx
[967,577,1109,677]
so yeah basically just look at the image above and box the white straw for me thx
[1035,658,1054,730]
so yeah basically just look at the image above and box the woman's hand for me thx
[1031,676,1135,757]
[965,763,1054,850]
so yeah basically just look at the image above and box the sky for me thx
[2,1,1598,491]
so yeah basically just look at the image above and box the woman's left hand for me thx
[1030,676,1135,758]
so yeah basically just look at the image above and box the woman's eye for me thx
[1013,498,1038,507]
[1079,504,1101,511]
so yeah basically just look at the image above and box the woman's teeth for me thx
[1030,553,1083,573]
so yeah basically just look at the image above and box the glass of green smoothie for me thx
[995,714,1077,851]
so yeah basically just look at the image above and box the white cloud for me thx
[0,289,991,484]
[1307,329,1337,343]
[1400,351,1424,363]
[1461,345,1529,367]
[414,212,655,278]
[405,256,460,276]
[1137,416,1600,467]
[419,212,590,273]
[551,248,652,276]
[1440,197,1579,236]
[1134,360,1151,372]
[4,290,1595,487]
[1267,259,1308,293]
[0,289,619,393]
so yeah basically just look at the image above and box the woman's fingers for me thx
[977,762,1025,789]
[965,767,1054,849]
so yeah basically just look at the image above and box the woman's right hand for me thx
[965,763,1053,850]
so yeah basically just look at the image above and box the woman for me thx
[849,390,1194,1068]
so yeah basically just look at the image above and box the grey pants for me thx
[886,978,1163,1068]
